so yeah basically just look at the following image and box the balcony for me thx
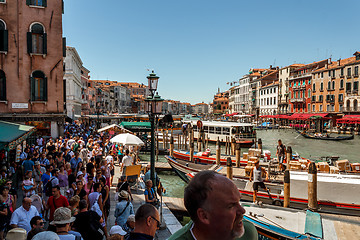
[290,98,305,103]
[344,107,360,112]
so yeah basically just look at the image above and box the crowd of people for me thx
[0,123,163,240]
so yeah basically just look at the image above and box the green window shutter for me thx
[3,30,8,52]
[0,75,5,101]
[43,0,47,7]
[27,32,32,54]
[26,0,31,6]
[43,33,47,55]
[62,37,66,57]
[43,76,48,101]
[30,76,35,101]
[62,0,64,14]
[0,30,8,52]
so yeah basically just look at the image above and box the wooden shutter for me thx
[43,0,47,7]
[62,37,66,57]
[43,33,47,55]
[30,76,35,101]
[43,76,48,101]
[0,74,5,101]
[27,32,32,54]
[26,0,31,6]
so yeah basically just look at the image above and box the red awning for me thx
[287,113,329,120]
[337,115,360,124]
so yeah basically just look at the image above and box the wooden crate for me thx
[316,162,330,173]
[351,163,360,172]
[335,159,351,172]
[330,166,339,174]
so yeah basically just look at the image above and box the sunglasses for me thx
[38,222,44,226]
[150,216,160,229]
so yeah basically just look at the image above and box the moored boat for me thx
[297,130,354,141]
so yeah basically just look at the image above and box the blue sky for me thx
[63,0,360,104]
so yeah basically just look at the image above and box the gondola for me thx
[297,130,354,141]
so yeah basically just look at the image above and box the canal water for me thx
[142,129,360,198]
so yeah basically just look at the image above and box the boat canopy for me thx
[184,120,253,127]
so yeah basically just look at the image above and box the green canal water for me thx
[142,129,360,198]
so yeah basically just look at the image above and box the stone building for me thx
[0,0,65,138]
[259,81,279,116]
[64,46,83,120]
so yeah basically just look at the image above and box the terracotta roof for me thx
[313,56,360,73]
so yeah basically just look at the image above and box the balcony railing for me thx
[289,72,312,80]
[290,98,306,103]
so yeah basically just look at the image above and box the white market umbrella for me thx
[110,133,144,146]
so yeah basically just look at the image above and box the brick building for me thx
[0,0,65,138]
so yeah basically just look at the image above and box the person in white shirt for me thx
[121,149,133,176]
[10,198,39,232]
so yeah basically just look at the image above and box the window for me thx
[347,68,351,77]
[0,0,5,3]
[339,94,343,103]
[312,104,315,112]
[332,81,335,90]
[27,23,47,54]
[0,20,8,52]
[0,70,5,100]
[312,83,316,92]
[308,104,310,112]
[308,89,311,98]
[321,72,324,78]
[319,105,323,112]
[319,95,323,102]
[320,82,323,91]
[346,82,352,92]
[340,79,344,89]
[327,81,331,90]
[340,68,344,76]
[354,81,359,91]
[30,70,47,101]
[355,66,359,76]
[26,0,47,7]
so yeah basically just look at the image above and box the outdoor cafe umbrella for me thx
[110,133,145,146]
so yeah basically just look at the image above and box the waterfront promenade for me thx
[107,163,182,239]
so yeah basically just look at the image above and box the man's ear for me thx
[197,208,210,225]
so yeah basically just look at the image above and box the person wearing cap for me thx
[127,204,159,240]
[10,198,39,233]
[51,207,83,240]
[114,190,134,228]
[46,186,69,222]
[109,225,127,239]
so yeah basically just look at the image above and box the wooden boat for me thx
[182,120,256,147]
[172,149,249,167]
[166,155,360,216]
[297,130,354,141]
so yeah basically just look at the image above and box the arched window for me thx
[0,70,5,100]
[27,23,47,54]
[332,81,335,90]
[313,83,316,92]
[320,82,323,91]
[340,79,344,89]
[327,81,331,90]
[0,19,8,52]
[354,100,358,112]
[31,70,47,101]
[308,89,311,98]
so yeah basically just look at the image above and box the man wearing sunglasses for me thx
[127,204,160,240]
[27,216,45,240]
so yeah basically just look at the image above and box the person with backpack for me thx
[73,200,106,240]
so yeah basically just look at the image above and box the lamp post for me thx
[145,71,163,188]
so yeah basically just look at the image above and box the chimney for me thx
[270,65,272,69]
[338,58,341,66]
[325,63,328,69]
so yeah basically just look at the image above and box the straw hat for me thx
[50,207,75,225]
[31,231,60,240]
[118,190,129,200]
[5,228,27,240]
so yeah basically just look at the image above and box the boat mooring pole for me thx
[197,137,202,152]
[227,157,233,180]
[284,170,290,208]
[286,146,292,170]
[190,142,194,162]
[235,143,241,168]
[308,162,318,211]
[216,138,221,165]
[258,138,262,153]
[231,138,236,155]
[170,136,174,157]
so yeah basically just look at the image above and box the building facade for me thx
[0,0,65,138]
[259,82,279,116]
[64,47,83,120]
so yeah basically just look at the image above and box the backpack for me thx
[90,193,102,217]
[44,177,55,197]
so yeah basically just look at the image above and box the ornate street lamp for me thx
[145,71,163,189]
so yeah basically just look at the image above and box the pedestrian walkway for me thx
[107,164,182,239]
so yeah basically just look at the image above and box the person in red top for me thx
[45,185,69,221]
